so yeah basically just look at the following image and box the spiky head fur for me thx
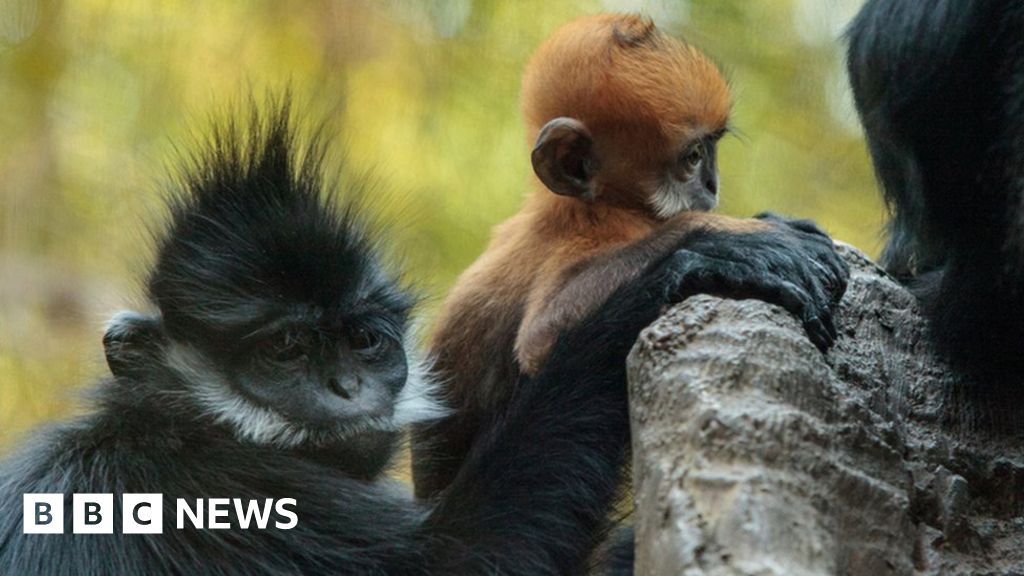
[148,103,413,351]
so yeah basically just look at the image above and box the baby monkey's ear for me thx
[531,117,598,201]
[103,311,167,379]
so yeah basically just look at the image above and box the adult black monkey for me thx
[847,0,1024,393]
[0,104,845,575]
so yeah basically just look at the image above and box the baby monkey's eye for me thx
[681,142,704,171]
[349,327,383,354]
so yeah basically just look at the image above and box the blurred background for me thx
[0,0,880,450]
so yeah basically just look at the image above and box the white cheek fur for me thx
[163,339,450,449]
[649,177,719,219]
[393,345,451,427]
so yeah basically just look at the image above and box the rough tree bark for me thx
[627,245,1024,576]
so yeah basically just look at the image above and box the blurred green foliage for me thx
[0,0,880,448]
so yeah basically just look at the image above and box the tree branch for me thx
[628,245,1024,575]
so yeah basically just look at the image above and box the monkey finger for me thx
[821,307,838,343]
[761,279,835,351]
[803,246,849,304]
[792,221,832,239]
[755,212,827,238]
[804,256,843,299]
[804,315,835,352]
[804,285,838,345]
[759,212,832,240]
[819,307,835,342]
[791,290,836,351]
[678,257,756,301]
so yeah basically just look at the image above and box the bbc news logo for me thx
[23,494,298,534]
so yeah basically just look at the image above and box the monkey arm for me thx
[515,212,759,374]
[412,250,691,575]
[515,241,631,374]
[411,252,530,499]
[516,212,849,374]
[412,225,844,573]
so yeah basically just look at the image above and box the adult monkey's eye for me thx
[259,331,307,363]
[350,327,382,354]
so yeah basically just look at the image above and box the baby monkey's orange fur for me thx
[412,13,766,498]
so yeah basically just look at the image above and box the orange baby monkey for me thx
[515,13,733,374]
[412,14,847,499]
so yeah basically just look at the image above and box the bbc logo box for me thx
[23,493,163,534]
[22,494,63,534]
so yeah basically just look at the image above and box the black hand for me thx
[754,212,849,304]
[656,215,849,351]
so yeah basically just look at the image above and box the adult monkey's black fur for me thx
[0,104,635,575]
[0,102,846,574]
[847,0,1024,398]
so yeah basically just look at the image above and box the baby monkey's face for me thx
[648,128,726,219]
[579,122,726,220]
[531,116,727,220]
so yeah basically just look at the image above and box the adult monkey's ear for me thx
[531,117,598,201]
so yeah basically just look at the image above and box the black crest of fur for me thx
[149,104,412,349]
